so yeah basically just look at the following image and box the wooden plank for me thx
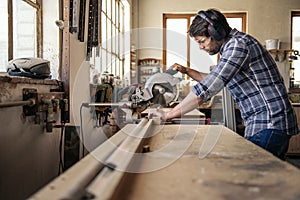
[85,119,153,200]
[117,125,300,200]
[142,108,205,118]
[28,124,137,200]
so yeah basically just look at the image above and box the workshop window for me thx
[0,0,42,72]
[292,11,300,88]
[163,13,246,78]
[0,0,60,79]
[89,0,130,79]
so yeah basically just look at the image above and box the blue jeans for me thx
[247,129,291,160]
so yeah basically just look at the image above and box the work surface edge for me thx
[117,125,300,200]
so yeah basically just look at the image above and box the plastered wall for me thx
[136,0,300,51]
[132,0,300,88]
[0,79,62,200]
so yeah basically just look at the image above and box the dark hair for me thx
[188,8,232,38]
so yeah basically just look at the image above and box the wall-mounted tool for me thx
[86,0,99,59]
[78,0,86,42]
[22,88,66,132]
[69,0,79,33]
[289,50,299,62]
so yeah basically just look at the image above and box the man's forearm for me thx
[186,68,208,82]
[165,91,203,120]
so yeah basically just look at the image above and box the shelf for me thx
[138,58,161,66]
[268,49,297,63]
[137,58,162,84]
[268,49,294,54]
[290,89,300,93]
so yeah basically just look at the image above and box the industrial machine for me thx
[86,70,182,129]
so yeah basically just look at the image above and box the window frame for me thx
[7,0,43,61]
[162,13,194,72]
[89,0,126,78]
[162,12,247,72]
[290,11,300,90]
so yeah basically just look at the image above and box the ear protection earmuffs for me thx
[197,10,227,41]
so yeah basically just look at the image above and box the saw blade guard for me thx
[144,73,181,105]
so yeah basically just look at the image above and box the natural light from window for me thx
[166,19,187,68]
[292,16,300,87]
[0,0,9,72]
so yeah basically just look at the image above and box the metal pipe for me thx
[0,99,34,108]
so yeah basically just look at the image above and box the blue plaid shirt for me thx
[192,28,299,138]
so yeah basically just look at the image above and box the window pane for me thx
[13,0,36,58]
[112,26,115,53]
[101,49,107,73]
[119,4,123,32]
[101,13,107,48]
[42,0,60,79]
[107,52,112,73]
[115,29,119,55]
[112,0,115,24]
[111,54,115,75]
[292,16,300,85]
[107,0,111,19]
[107,19,112,51]
[102,0,107,13]
[166,19,187,67]
[116,57,120,76]
[116,0,119,29]
[0,0,8,72]
[119,30,123,55]
[227,18,242,31]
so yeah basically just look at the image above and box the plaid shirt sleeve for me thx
[192,38,249,101]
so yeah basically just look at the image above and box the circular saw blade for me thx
[145,73,180,105]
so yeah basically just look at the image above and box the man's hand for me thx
[169,63,187,74]
[170,63,208,82]
[147,108,167,121]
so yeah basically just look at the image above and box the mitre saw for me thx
[83,70,181,128]
[114,70,181,126]
[127,69,181,109]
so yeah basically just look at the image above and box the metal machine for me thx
[85,70,181,128]
[126,71,180,109]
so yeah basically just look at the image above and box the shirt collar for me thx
[220,28,239,54]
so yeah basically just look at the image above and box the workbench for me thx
[116,125,300,200]
[30,123,300,200]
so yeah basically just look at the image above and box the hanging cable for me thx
[55,123,65,175]
[80,104,85,158]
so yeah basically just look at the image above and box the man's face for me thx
[194,36,221,55]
